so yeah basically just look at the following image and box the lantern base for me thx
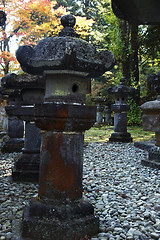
[0,137,24,153]
[109,132,132,143]
[141,145,160,170]
[22,199,99,240]
[141,159,160,170]
[12,153,40,182]
[134,141,155,151]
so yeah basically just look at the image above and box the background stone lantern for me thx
[0,74,24,153]
[16,14,115,239]
[4,73,45,181]
[108,77,134,142]
[141,72,160,169]
[104,103,112,125]
[92,94,106,124]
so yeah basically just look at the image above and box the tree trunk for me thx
[119,20,131,86]
[81,0,89,19]
[130,24,140,104]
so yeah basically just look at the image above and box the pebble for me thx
[0,142,160,240]
[83,142,160,240]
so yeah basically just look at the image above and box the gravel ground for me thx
[0,142,160,240]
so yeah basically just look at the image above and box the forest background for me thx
[0,0,160,126]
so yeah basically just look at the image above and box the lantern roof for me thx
[16,14,115,78]
[108,78,134,96]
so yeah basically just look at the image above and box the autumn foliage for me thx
[0,0,93,77]
[11,0,68,45]
[11,0,93,45]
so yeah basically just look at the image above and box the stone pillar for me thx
[92,95,105,125]
[108,78,134,142]
[1,115,24,153]
[23,122,41,154]
[12,121,41,181]
[96,104,104,123]
[104,105,112,125]
[0,90,24,153]
[0,106,8,137]
[8,115,24,138]
[16,14,115,239]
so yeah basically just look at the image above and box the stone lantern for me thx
[0,75,24,153]
[104,98,112,125]
[4,72,45,181]
[108,78,134,142]
[16,14,115,239]
[141,72,160,169]
[92,94,105,124]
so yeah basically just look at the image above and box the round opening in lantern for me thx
[72,84,79,93]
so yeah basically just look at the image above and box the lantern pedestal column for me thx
[109,104,132,142]
[12,121,41,181]
[5,104,42,182]
[22,103,99,240]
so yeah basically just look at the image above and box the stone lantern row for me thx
[0,11,159,240]
[0,72,44,181]
[92,78,134,142]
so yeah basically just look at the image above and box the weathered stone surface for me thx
[109,132,132,143]
[141,98,160,112]
[35,103,96,132]
[142,114,160,132]
[23,122,41,154]
[7,116,24,138]
[148,146,160,162]
[38,132,83,201]
[141,97,160,132]
[134,140,155,151]
[140,74,160,169]
[12,122,41,182]
[141,159,160,170]
[5,105,35,122]
[0,137,24,153]
[1,72,44,90]
[114,113,127,132]
[0,109,24,153]
[22,201,99,240]
[111,104,130,112]
[43,70,90,103]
